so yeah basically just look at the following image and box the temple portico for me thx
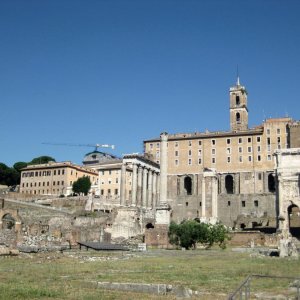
[122,154,160,209]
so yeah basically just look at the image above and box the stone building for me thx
[143,78,300,231]
[20,161,98,196]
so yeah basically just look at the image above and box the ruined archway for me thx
[288,204,300,238]
[2,214,15,230]
[184,176,192,195]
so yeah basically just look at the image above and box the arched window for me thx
[225,175,234,194]
[236,95,240,106]
[236,112,241,123]
[268,174,276,193]
[2,214,15,230]
[184,176,192,195]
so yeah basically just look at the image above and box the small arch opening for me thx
[225,175,234,194]
[146,223,154,229]
[236,95,240,106]
[184,176,192,195]
[288,204,300,238]
[236,112,241,123]
[268,174,276,193]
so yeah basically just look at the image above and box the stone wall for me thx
[0,200,111,251]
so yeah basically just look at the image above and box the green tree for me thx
[168,220,230,250]
[72,177,91,195]
[13,162,28,172]
[29,156,56,165]
[0,163,19,186]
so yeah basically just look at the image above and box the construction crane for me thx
[42,142,115,152]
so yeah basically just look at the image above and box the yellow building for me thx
[20,161,98,196]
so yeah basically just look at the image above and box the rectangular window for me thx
[226,148,231,154]
[227,157,231,163]
[188,140,192,146]
[35,171,38,176]
[116,178,119,183]
[212,157,216,164]
[267,129,270,135]
[109,170,112,175]
[101,189,104,195]
[238,138,242,144]
[53,181,55,186]
[257,136,261,143]
[212,148,216,155]
[257,155,261,161]
[239,156,243,162]
[227,201,231,207]
[58,170,60,175]
[61,181,64,185]
[198,141,202,146]
[277,128,281,134]
[102,171,104,175]
[198,149,202,156]
[57,181,59,185]
[62,169,65,175]
[114,189,118,195]
[242,201,246,207]
[175,142,178,147]
[188,149,192,156]
[258,173,262,180]
[267,155,271,161]
[227,138,231,145]
[211,139,216,145]
[248,146,252,153]
[156,151,160,158]
[248,156,252,162]
[175,159,179,166]
[188,158,192,165]
[198,158,202,164]
[248,137,251,143]
[257,146,261,152]
[254,200,259,207]
[239,147,242,153]
[54,170,56,175]
[108,189,111,194]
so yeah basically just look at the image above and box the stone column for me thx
[137,166,143,207]
[131,163,138,206]
[152,172,157,208]
[156,174,160,207]
[211,175,218,218]
[278,177,289,233]
[159,132,168,205]
[147,170,153,208]
[120,163,127,206]
[201,175,206,217]
[142,168,148,207]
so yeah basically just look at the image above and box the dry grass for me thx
[0,248,299,299]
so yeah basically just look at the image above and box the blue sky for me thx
[1,0,300,166]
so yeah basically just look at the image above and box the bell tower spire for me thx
[229,76,248,131]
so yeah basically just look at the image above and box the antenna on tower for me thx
[236,65,240,86]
